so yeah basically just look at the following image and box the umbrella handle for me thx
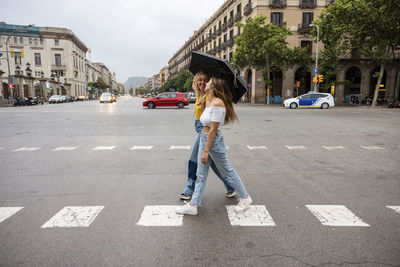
[230,62,242,88]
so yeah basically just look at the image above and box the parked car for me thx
[143,92,188,109]
[283,92,335,109]
[388,97,400,108]
[111,94,117,103]
[59,95,68,103]
[185,92,196,103]
[49,95,61,104]
[100,92,113,103]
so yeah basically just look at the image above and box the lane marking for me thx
[41,206,104,228]
[137,206,183,226]
[360,146,384,150]
[286,145,306,150]
[226,205,276,226]
[247,145,268,150]
[0,147,4,150]
[306,205,369,226]
[386,206,400,214]
[323,146,346,151]
[92,146,116,151]
[170,146,190,150]
[0,207,23,224]
[131,145,154,150]
[13,147,41,152]
[52,146,79,151]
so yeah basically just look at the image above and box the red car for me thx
[143,92,189,109]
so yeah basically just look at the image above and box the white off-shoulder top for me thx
[200,106,226,127]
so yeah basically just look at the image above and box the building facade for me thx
[168,0,399,104]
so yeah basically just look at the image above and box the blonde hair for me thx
[192,71,209,96]
[210,77,238,124]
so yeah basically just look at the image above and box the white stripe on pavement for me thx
[306,205,369,226]
[13,147,41,152]
[360,146,384,150]
[41,206,104,228]
[131,145,154,150]
[92,146,116,151]
[286,145,306,150]
[323,146,346,150]
[226,205,276,226]
[246,145,268,150]
[0,147,4,150]
[170,146,190,150]
[0,207,23,224]
[137,206,183,226]
[386,206,400,214]
[52,146,79,151]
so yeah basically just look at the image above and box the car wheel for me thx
[148,102,155,109]
[177,102,184,109]
[289,102,298,109]
[321,102,329,109]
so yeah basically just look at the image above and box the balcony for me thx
[221,42,228,50]
[297,23,312,34]
[209,48,216,55]
[244,3,252,15]
[326,0,334,5]
[269,0,287,8]
[227,17,234,27]
[206,36,212,43]
[299,0,316,8]
[234,11,242,22]
[227,38,234,47]
[52,64,66,71]
[217,28,222,36]
[216,45,222,53]
[222,23,227,32]
[211,32,217,39]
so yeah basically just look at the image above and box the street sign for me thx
[45,82,51,88]
[7,83,15,89]
[314,67,318,74]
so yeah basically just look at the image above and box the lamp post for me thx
[25,62,33,98]
[310,23,319,92]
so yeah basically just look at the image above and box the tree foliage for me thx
[159,70,193,92]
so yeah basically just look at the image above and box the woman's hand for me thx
[201,151,208,164]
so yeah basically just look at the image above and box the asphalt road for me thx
[0,97,399,266]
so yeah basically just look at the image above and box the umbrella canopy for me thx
[189,51,247,103]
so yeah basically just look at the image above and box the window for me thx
[229,29,234,39]
[34,53,41,65]
[168,93,176,98]
[223,34,227,42]
[219,21,222,28]
[55,39,59,46]
[213,41,216,48]
[229,52,233,60]
[40,39,43,45]
[14,52,22,64]
[301,40,312,54]
[230,10,234,18]
[20,37,23,44]
[271,12,283,26]
[55,54,62,66]
[302,12,314,26]
[214,25,217,32]
[29,38,32,44]
[224,16,227,23]
[238,26,241,35]
[218,38,221,45]
[237,3,241,12]
[34,39,38,45]
[14,37,18,43]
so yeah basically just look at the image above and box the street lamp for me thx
[310,23,319,92]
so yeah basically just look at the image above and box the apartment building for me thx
[168,0,399,104]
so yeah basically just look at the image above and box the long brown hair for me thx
[192,71,209,97]
[210,77,238,124]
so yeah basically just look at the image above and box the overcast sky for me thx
[1,0,225,83]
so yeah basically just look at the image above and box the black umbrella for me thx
[189,51,247,103]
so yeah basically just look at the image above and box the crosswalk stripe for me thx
[247,145,268,150]
[323,146,346,150]
[0,207,23,224]
[137,206,183,226]
[226,205,276,226]
[131,145,154,150]
[92,146,116,151]
[13,147,41,152]
[52,146,79,151]
[360,146,384,150]
[386,206,400,214]
[41,206,104,228]
[170,146,190,150]
[306,205,369,226]
[286,145,306,150]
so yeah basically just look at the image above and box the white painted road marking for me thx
[226,205,276,226]
[0,147,4,150]
[386,206,400,214]
[41,206,104,228]
[92,146,116,151]
[360,146,384,150]
[306,205,369,226]
[286,145,306,150]
[131,145,154,150]
[247,145,268,150]
[323,146,346,151]
[0,207,23,224]
[13,147,41,152]
[52,146,79,151]
[170,146,190,150]
[137,206,183,226]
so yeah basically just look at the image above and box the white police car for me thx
[283,92,335,109]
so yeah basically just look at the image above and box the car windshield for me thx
[101,93,111,97]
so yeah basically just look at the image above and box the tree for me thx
[96,77,108,92]
[159,70,193,92]
[233,16,311,103]
[316,0,400,107]
[184,77,193,92]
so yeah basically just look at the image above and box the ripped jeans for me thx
[190,131,248,206]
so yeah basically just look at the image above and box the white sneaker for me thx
[226,190,236,198]
[176,201,198,215]
[235,196,252,212]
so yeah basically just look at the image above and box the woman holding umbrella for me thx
[179,71,235,200]
[176,76,252,215]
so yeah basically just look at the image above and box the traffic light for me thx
[11,49,14,57]
[312,77,317,84]
[21,49,24,58]
[318,74,323,83]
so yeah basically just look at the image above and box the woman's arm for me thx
[201,121,219,164]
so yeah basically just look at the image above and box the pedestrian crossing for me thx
[1,205,398,228]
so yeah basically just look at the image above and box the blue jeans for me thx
[191,131,248,206]
[183,120,234,196]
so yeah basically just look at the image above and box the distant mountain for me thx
[124,76,149,91]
